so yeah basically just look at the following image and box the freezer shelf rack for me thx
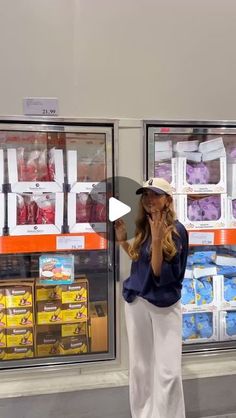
[0,233,107,254]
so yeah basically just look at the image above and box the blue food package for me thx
[39,254,74,285]
[224,277,236,302]
[196,277,213,305]
[225,311,236,336]
[181,278,195,305]
[195,312,213,338]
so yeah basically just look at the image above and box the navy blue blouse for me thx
[122,220,189,308]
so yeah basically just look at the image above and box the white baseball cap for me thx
[136,177,173,197]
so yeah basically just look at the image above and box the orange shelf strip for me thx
[188,229,236,246]
[0,233,107,254]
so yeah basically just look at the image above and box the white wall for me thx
[1,0,236,119]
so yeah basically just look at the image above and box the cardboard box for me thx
[37,301,62,325]
[0,349,6,360]
[6,327,33,347]
[177,157,227,194]
[59,335,88,355]
[177,193,227,230]
[36,333,60,357]
[39,254,74,285]
[5,286,32,308]
[61,321,88,338]
[67,192,106,234]
[61,278,88,304]
[7,148,64,193]
[0,329,6,348]
[0,289,5,309]
[219,309,236,341]
[4,346,34,360]
[36,284,62,302]
[174,140,199,153]
[8,192,64,235]
[0,310,7,327]
[182,310,219,344]
[90,301,108,352]
[62,302,88,323]
[6,307,33,328]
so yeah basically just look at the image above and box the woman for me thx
[115,177,188,418]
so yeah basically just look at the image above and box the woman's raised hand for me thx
[148,210,171,243]
[114,218,127,243]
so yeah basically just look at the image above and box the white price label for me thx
[189,232,214,246]
[56,236,85,250]
[23,97,58,116]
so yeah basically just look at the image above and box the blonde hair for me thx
[128,196,178,262]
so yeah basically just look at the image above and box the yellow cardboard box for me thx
[5,286,32,308]
[59,335,88,355]
[5,347,34,360]
[61,321,88,338]
[6,327,33,347]
[0,289,5,309]
[61,279,88,304]
[37,302,62,325]
[6,307,33,328]
[62,302,88,323]
[36,334,60,357]
[36,285,62,302]
[0,329,6,348]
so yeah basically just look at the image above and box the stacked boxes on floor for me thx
[36,277,89,356]
[0,281,34,360]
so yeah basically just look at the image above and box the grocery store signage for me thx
[56,236,85,250]
[189,231,214,246]
[23,97,58,116]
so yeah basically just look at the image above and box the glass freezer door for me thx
[144,121,236,353]
[0,117,117,368]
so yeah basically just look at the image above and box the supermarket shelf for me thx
[188,229,236,246]
[0,233,107,254]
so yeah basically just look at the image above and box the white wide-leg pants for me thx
[125,297,185,418]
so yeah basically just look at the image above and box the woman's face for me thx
[141,190,169,214]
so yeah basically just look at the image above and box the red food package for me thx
[48,148,56,181]
[90,193,106,222]
[35,194,55,224]
[25,150,40,181]
[17,194,28,225]
[76,193,92,223]
[17,148,27,181]
[38,149,50,181]
[27,200,38,224]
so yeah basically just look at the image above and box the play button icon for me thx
[86,176,143,241]
[109,197,131,222]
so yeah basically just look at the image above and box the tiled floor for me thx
[0,388,235,418]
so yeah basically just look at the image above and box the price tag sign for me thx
[189,232,214,246]
[23,97,58,116]
[56,236,85,250]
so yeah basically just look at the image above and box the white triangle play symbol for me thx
[109,197,131,222]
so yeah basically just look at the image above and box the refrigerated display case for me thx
[0,116,117,368]
[144,120,236,353]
